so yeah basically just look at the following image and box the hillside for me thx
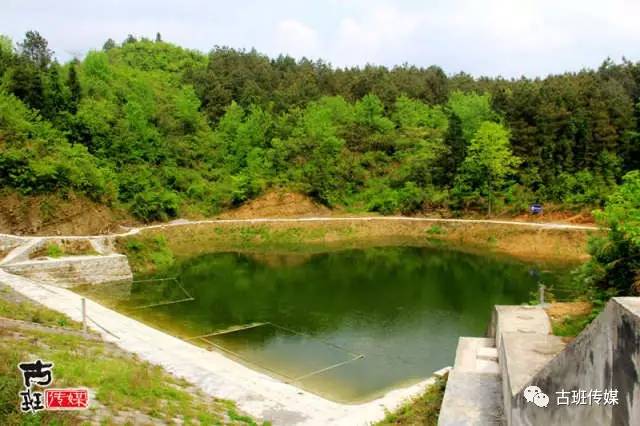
[1,32,639,226]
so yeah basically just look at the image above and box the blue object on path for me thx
[530,203,543,215]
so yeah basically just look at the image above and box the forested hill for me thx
[1,32,639,222]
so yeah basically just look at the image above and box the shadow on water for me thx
[78,245,570,403]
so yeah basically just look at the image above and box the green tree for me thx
[124,34,137,44]
[392,96,449,186]
[18,30,53,69]
[102,38,116,51]
[0,35,14,76]
[1,34,638,221]
[454,122,520,214]
[67,59,81,112]
[443,112,466,179]
[447,90,497,142]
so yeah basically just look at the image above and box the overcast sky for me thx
[2,0,639,78]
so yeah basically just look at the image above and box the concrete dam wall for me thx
[501,298,640,426]
[2,254,132,287]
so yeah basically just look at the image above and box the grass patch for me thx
[376,374,447,426]
[426,225,445,235]
[228,408,271,426]
[122,235,175,274]
[0,285,258,425]
[0,290,78,329]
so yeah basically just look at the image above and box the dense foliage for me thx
[579,171,640,296]
[1,32,639,222]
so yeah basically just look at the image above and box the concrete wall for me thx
[508,298,640,426]
[2,254,133,288]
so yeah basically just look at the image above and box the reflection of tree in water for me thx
[163,246,541,335]
[246,253,314,268]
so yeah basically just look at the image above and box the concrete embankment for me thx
[1,254,132,287]
[0,268,443,425]
[0,235,132,287]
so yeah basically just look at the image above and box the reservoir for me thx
[79,246,558,403]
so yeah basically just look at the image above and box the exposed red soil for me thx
[0,192,130,236]
[219,191,332,219]
[545,301,593,322]
[511,209,595,225]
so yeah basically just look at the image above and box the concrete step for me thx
[439,370,503,425]
[477,347,498,362]
[454,337,499,374]
[439,337,504,425]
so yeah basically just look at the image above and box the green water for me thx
[80,246,566,403]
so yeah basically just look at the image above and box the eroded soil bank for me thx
[0,192,131,236]
[120,219,594,275]
[0,190,595,237]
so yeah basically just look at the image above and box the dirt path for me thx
[0,216,600,241]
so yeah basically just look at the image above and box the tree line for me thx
[1,32,639,222]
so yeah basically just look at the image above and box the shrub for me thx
[131,190,180,221]
[366,188,400,215]
[397,182,425,214]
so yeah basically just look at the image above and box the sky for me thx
[2,0,640,78]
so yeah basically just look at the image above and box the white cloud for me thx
[275,19,319,58]
[360,0,640,76]
[334,5,424,65]
[1,0,639,77]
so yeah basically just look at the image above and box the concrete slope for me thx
[0,269,439,426]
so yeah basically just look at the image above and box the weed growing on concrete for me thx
[46,243,63,258]
[377,373,448,425]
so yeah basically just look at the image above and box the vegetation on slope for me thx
[546,172,640,337]
[1,32,639,223]
[3,31,638,291]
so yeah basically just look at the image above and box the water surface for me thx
[81,246,560,402]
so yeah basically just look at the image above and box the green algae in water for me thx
[79,246,566,403]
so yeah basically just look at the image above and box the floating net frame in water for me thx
[128,277,195,310]
[186,321,365,383]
